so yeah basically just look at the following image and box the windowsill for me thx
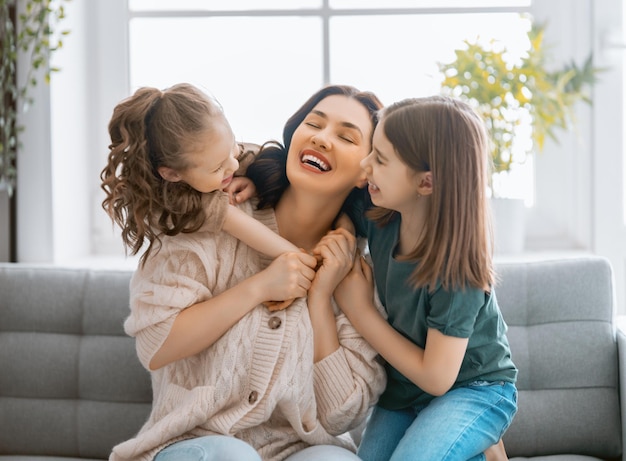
[494,249,593,263]
[52,255,139,271]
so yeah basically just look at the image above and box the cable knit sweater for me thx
[109,200,386,461]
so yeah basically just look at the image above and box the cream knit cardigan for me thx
[109,200,386,461]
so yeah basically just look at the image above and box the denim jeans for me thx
[154,435,361,461]
[357,381,517,461]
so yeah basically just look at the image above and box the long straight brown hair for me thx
[369,95,495,291]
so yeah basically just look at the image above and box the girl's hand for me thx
[333,253,376,319]
[257,251,317,305]
[224,176,256,205]
[309,228,357,301]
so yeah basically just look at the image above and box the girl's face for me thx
[286,95,372,197]
[361,120,423,214]
[159,117,240,193]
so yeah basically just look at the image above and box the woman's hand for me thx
[256,251,317,305]
[307,228,356,361]
[333,252,376,320]
[309,228,357,301]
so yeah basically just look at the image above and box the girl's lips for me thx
[367,181,380,195]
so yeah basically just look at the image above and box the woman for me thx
[108,84,386,461]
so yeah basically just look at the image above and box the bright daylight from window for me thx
[128,1,533,202]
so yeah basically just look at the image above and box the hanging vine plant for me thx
[0,0,70,195]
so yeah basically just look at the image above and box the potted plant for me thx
[0,0,70,261]
[439,20,599,253]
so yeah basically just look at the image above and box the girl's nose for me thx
[227,155,239,174]
[360,154,371,170]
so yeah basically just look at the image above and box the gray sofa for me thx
[0,257,623,460]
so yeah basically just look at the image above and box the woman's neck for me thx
[274,187,343,252]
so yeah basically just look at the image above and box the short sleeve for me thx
[426,286,486,338]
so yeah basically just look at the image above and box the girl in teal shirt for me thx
[334,95,518,461]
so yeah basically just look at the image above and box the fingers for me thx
[315,228,356,260]
[359,255,374,283]
[295,250,318,269]
[283,252,316,289]
[224,177,256,204]
[263,299,294,311]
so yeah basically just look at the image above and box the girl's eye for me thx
[375,155,384,164]
[339,135,355,144]
[305,122,320,129]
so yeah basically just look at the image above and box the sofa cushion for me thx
[497,258,620,459]
[0,265,151,460]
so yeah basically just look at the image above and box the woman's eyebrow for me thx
[310,109,364,136]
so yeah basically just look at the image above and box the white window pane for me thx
[129,17,323,144]
[330,13,533,201]
[329,13,529,103]
[330,0,531,9]
[130,0,321,12]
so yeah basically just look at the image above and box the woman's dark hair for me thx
[247,84,383,211]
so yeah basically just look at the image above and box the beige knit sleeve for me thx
[197,191,230,234]
[124,244,214,369]
[312,302,387,436]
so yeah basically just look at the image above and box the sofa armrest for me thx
[617,326,626,461]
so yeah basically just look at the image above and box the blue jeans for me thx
[154,435,361,461]
[357,381,517,461]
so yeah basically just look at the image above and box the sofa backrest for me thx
[0,257,622,459]
[0,264,151,460]
[496,257,621,458]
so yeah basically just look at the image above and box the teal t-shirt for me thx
[352,202,517,410]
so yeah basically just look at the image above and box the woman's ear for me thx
[416,171,433,196]
[157,166,182,183]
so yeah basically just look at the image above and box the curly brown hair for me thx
[100,83,226,265]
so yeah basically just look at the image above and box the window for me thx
[41,0,603,265]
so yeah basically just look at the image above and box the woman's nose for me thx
[311,131,330,149]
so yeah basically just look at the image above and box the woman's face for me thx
[286,94,372,198]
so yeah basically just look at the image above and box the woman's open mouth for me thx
[300,150,331,172]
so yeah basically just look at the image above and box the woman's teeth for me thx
[301,154,330,172]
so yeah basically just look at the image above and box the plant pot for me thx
[491,197,525,254]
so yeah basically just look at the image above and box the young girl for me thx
[101,83,306,276]
[101,83,386,461]
[333,95,518,460]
